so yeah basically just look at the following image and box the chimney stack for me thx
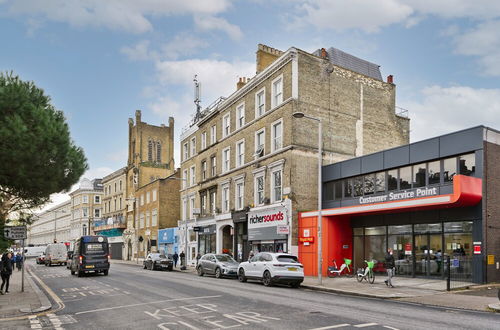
[237,77,247,90]
[135,110,142,123]
[321,48,328,59]
[387,75,394,84]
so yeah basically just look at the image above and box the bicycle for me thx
[327,258,352,277]
[356,260,375,284]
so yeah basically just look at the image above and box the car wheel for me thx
[77,271,83,277]
[103,270,109,276]
[290,282,301,288]
[238,269,247,282]
[262,270,273,287]
[215,267,222,279]
[197,266,204,276]
[143,264,147,269]
[71,269,75,275]
[168,266,173,271]
[150,263,155,271]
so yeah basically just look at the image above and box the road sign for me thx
[4,226,27,240]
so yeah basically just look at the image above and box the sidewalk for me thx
[0,266,51,319]
[302,276,500,312]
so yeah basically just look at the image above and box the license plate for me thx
[85,265,95,269]
[287,267,298,271]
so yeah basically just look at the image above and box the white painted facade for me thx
[28,201,71,245]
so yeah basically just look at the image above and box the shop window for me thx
[364,226,387,274]
[353,176,363,197]
[428,161,440,185]
[459,153,475,176]
[344,179,353,198]
[387,169,398,191]
[414,223,442,233]
[375,172,385,193]
[364,226,385,235]
[364,174,375,195]
[443,157,457,182]
[334,181,343,199]
[353,227,363,236]
[444,221,473,233]
[324,182,334,200]
[399,166,411,190]
[412,163,426,188]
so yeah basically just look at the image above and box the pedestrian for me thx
[384,248,395,288]
[196,253,201,266]
[16,252,23,271]
[173,252,179,268]
[248,250,255,261]
[1,252,13,294]
[179,251,185,268]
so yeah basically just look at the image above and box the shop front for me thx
[158,228,178,255]
[197,224,216,256]
[248,204,290,254]
[232,210,249,262]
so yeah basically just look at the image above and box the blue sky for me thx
[1,0,500,208]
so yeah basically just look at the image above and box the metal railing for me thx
[446,255,473,291]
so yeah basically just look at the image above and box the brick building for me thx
[178,44,409,265]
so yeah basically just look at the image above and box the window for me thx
[255,88,266,118]
[223,113,230,138]
[145,191,150,204]
[211,125,217,145]
[201,132,207,150]
[334,181,343,199]
[271,75,283,108]
[200,192,207,215]
[151,209,157,227]
[82,224,87,236]
[255,175,265,206]
[190,166,196,186]
[271,170,282,203]
[211,156,217,177]
[182,170,188,189]
[222,185,229,213]
[236,140,245,167]
[459,153,475,176]
[236,103,245,129]
[152,189,157,201]
[364,174,375,195]
[94,209,100,217]
[94,196,100,203]
[443,157,457,182]
[119,197,122,209]
[190,197,195,219]
[140,213,144,228]
[140,194,144,206]
[119,180,122,191]
[114,182,117,193]
[114,199,116,211]
[148,140,153,162]
[223,147,231,173]
[388,169,398,191]
[210,189,217,213]
[202,160,207,181]
[183,142,189,161]
[353,176,363,197]
[399,166,411,189]
[182,199,188,220]
[146,211,150,228]
[83,195,88,203]
[428,161,441,185]
[191,137,196,156]
[255,128,265,158]
[271,120,283,152]
[235,181,244,210]
[412,163,426,188]
[375,172,385,193]
[83,207,88,217]
[344,179,353,197]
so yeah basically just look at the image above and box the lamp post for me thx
[53,209,66,243]
[293,112,323,285]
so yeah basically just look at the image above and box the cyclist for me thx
[384,248,395,288]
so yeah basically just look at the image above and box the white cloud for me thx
[403,85,500,142]
[194,15,243,40]
[121,40,158,61]
[4,0,232,34]
[406,1,500,20]
[161,33,209,59]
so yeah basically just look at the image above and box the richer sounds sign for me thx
[359,187,438,205]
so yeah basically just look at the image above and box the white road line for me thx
[354,323,378,328]
[74,295,222,315]
[383,326,400,330]
[309,324,350,330]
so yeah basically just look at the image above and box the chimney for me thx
[135,110,142,123]
[237,77,247,90]
[256,44,284,74]
[387,75,394,84]
[321,48,328,59]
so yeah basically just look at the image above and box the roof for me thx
[314,47,383,81]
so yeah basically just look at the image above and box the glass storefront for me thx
[353,221,473,279]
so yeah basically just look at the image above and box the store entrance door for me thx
[414,233,443,277]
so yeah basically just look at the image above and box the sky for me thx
[1,0,500,210]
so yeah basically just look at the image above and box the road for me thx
[3,259,499,330]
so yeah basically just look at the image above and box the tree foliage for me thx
[0,72,88,226]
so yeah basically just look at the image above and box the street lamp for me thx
[53,209,67,243]
[293,111,323,285]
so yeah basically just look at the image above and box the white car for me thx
[237,252,304,288]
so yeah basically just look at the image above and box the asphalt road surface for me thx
[3,259,499,330]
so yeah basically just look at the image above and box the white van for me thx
[24,246,46,258]
[45,243,68,266]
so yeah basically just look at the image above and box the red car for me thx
[36,253,46,264]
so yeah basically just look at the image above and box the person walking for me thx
[248,250,255,261]
[179,251,185,268]
[172,252,179,268]
[384,248,396,288]
[1,252,13,294]
[16,252,23,271]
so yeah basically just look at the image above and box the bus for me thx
[70,236,110,277]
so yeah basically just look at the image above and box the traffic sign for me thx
[4,226,27,240]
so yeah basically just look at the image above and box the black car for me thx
[143,253,173,271]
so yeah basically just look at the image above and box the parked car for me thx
[237,252,304,288]
[45,243,68,266]
[70,236,110,277]
[197,254,239,278]
[36,253,46,264]
[143,253,173,271]
[25,246,47,258]
[66,250,74,269]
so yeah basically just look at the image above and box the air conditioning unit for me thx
[254,145,264,158]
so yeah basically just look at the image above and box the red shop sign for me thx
[405,243,412,251]
[473,245,481,255]
[299,237,314,243]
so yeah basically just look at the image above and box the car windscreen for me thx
[84,243,107,255]
[277,255,299,263]
[215,255,235,262]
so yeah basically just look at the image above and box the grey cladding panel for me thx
[361,153,384,174]
[341,158,361,177]
[410,139,439,163]
[439,127,483,157]
[322,164,341,181]
[383,146,410,169]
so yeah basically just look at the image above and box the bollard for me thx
[446,255,451,291]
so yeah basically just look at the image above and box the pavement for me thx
[0,263,52,320]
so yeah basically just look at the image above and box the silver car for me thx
[197,254,239,278]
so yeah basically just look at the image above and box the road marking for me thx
[75,295,222,315]
[28,267,65,310]
[309,324,350,330]
[383,326,400,330]
[354,323,378,328]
